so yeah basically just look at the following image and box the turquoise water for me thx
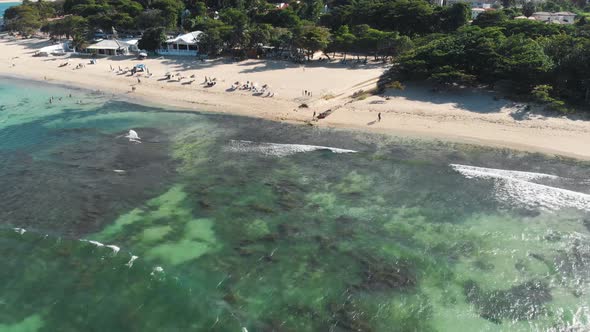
[0,2,18,18]
[0,77,589,331]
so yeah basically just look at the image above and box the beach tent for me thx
[86,39,133,56]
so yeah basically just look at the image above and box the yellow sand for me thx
[1,34,589,160]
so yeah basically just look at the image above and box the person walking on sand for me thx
[378,112,382,122]
[313,111,316,119]
[137,78,141,84]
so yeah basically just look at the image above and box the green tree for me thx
[136,9,167,30]
[541,1,562,12]
[198,18,232,54]
[42,15,88,40]
[501,0,515,8]
[532,85,567,112]
[259,8,301,28]
[473,10,508,28]
[219,8,250,49]
[294,24,331,60]
[329,24,356,59]
[138,26,166,51]
[269,27,293,54]
[151,0,184,28]
[437,3,470,32]
[298,0,325,22]
[382,0,434,35]
[248,23,273,49]
[523,1,535,17]
[496,35,552,89]
[4,5,42,35]
[185,0,207,15]
[431,65,476,85]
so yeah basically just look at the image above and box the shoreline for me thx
[10,71,589,162]
[1,36,590,161]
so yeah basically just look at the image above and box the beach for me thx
[1,34,589,160]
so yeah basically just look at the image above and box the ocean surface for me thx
[0,77,589,331]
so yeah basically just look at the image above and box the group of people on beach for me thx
[302,90,313,97]
[229,80,274,97]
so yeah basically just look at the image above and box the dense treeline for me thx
[395,14,590,112]
[3,0,470,56]
[4,0,590,112]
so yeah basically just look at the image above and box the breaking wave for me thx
[451,164,590,212]
[225,140,357,157]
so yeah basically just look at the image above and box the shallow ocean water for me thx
[0,78,589,332]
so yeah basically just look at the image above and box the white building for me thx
[156,31,202,56]
[86,39,137,56]
[532,11,576,24]
[446,0,496,8]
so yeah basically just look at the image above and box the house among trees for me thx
[531,11,576,24]
[86,39,138,56]
[445,0,495,8]
[156,31,202,56]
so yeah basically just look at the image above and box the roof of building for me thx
[121,38,139,46]
[555,11,576,15]
[165,31,203,45]
[532,12,551,15]
[87,39,132,50]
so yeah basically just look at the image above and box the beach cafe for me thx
[156,31,202,56]
[86,39,137,56]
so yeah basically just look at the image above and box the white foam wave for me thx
[81,240,122,256]
[8,229,140,269]
[450,164,558,181]
[451,164,590,212]
[106,245,120,254]
[151,266,164,275]
[81,239,105,247]
[225,140,357,157]
[126,255,139,268]
[124,129,141,143]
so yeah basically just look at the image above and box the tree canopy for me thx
[5,0,590,112]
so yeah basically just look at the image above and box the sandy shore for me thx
[1,35,590,160]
